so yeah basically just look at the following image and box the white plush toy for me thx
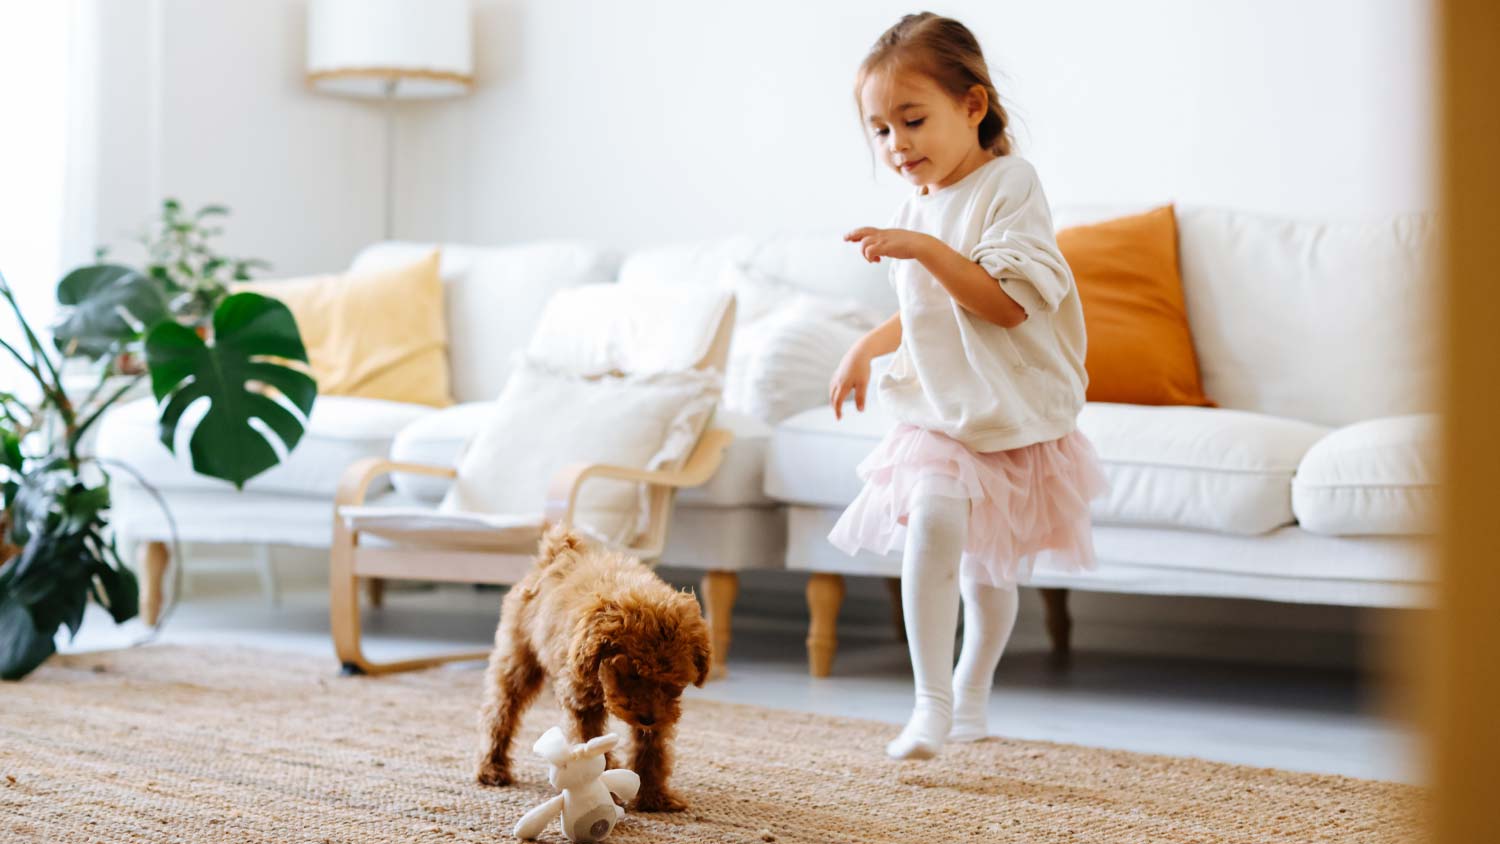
[513,727,641,843]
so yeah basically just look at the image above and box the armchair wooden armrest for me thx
[335,458,458,510]
[543,428,734,558]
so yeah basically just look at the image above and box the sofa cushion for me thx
[96,396,432,498]
[764,404,895,507]
[617,234,898,318]
[1174,209,1437,427]
[721,263,878,423]
[388,401,493,501]
[1058,206,1213,407]
[1292,414,1439,536]
[350,240,620,404]
[390,404,774,509]
[238,249,452,407]
[1079,403,1331,534]
[674,410,776,508]
[526,284,733,376]
[766,401,1329,536]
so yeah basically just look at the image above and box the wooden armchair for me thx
[329,285,736,676]
[329,428,733,676]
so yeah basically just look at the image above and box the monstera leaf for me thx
[145,292,317,489]
[52,265,172,358]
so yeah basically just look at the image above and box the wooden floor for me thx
[58,577,1418,784]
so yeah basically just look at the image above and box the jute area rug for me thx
[2,645,1424,843]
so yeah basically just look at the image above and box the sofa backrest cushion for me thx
[1173,208,1436,427]
[1057,206,1436,426]
[617,234,898,317]
[351,240,620,403]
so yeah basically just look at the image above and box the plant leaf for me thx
[1,430,21,473]
[145,293,316,488]
[0,586,55,680]
[90,553,139,625]
[52,265,172,359]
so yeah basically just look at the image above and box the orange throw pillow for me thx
[1058,205,1213,406]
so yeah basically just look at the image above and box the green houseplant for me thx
[0,199,317,679]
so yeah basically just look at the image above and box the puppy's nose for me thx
[637,715,656,727]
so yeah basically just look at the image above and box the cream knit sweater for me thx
[875,154,1088,452]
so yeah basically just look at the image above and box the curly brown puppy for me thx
[474,526,710,812]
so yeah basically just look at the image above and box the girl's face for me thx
[860,69,990,193]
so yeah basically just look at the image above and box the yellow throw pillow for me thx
[238,250,452,407]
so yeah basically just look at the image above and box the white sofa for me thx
[99,207,1438,677]
[97,239,790,650]
[761,207,1438,674]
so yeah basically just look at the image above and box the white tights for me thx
[886,479,1020,760]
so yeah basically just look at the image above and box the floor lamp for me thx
[306,0,473,240]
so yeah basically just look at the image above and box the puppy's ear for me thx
[691,634,712,687]
[672,591,713,687]
[568,599,626,688]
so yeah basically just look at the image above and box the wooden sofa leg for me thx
[140,542,169,627]
[700,570,738,680]
[1039,587,1072,666]
[806,573,845,678]
[364,577,386,609]
[883,577,906,643]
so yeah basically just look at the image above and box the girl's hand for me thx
[829,343,873,420]
[844,227,934,263]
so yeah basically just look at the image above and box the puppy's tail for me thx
[536,523,588,570]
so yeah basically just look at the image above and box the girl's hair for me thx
[855,12,1012,157]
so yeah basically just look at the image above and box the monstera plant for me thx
[0,199,316,679]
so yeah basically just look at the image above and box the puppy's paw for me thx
[474,763,512,787]
[633,788,688,813]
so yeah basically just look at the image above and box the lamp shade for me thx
[307,0,473,99]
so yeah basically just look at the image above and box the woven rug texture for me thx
[0,645,1426,843]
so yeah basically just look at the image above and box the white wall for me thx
[86,0,384,276]
[85,0,1435,267]
[0,2,72,365]
[400,0,1436,250]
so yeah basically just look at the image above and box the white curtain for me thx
[0,0,93,393]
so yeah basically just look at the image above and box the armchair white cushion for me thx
[1292,414,1440,536]
[388,403,776,510]
[439,360,720,545]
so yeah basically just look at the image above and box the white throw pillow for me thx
[439,360,720,545]
[388,401,492,501]
[525,284,733,376]
[720,263,881,423]
[722,262,883,327]
[726,307,867,423]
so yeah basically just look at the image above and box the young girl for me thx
[829,13,1107,760]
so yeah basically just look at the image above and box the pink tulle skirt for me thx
[828,424,1109,587]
